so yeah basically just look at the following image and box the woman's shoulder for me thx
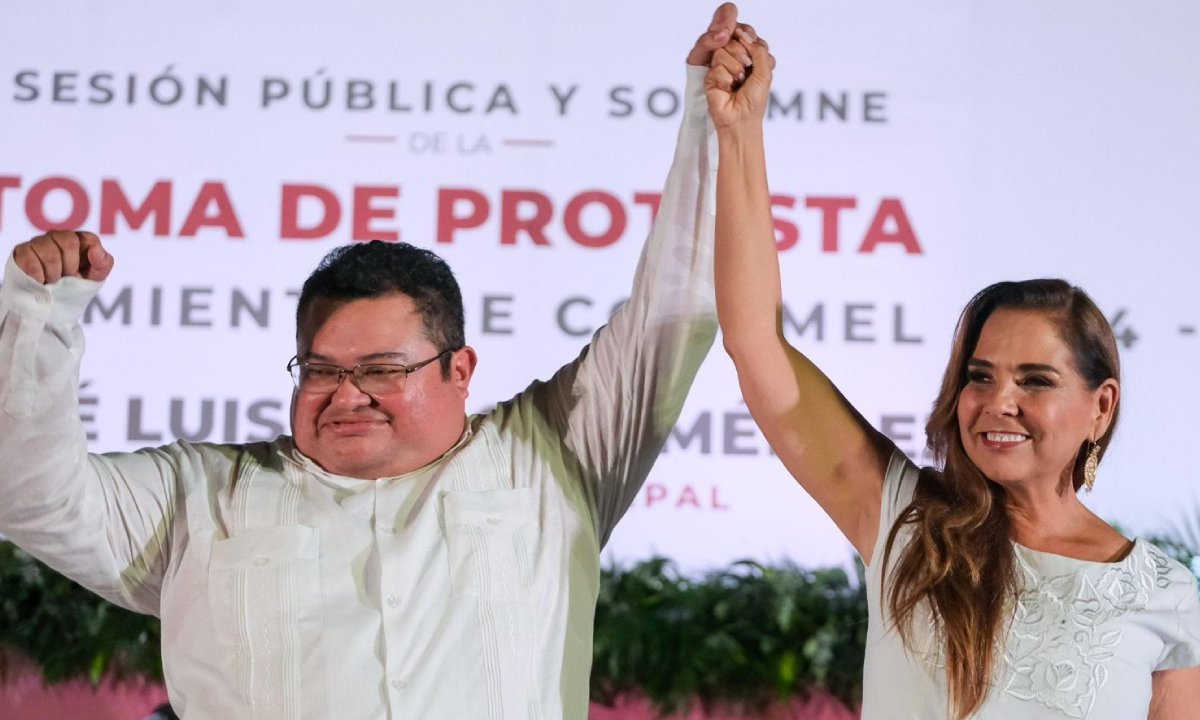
[1128,541,1200,669]
[880,448,923,517]
[868,450,929,568]
[1136,540,1200,602]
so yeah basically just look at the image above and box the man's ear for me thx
[451,346,478,397]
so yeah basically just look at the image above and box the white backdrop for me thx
[2,1,1197,571]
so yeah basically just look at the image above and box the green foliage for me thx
[7,536,1193,714]
[0,543,162,684]
[591,557,867,714]
[1,543,866,712]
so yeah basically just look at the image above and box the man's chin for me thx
[321,451,391,480]
[303,436,396,478]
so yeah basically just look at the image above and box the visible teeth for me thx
[986,432,1028,443]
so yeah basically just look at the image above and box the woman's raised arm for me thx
[708,31,894,558]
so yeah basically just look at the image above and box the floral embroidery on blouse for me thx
[1000,542,1175,719]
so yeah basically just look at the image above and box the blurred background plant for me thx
[591,558,868,714]
[3,506,1197,716]
[1,543,867,713]
[0,543,161,685]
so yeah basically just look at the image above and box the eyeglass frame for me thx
[286,347,461,395]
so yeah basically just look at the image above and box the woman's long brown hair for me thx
[882,279,1121,718]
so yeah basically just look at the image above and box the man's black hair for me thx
[295,241,465,377]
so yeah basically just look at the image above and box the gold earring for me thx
[1083,442,1101,493]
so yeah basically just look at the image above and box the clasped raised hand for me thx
[705,24,775,131]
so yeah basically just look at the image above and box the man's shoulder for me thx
[468,379,564,435]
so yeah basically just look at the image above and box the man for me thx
[0,5,749,719]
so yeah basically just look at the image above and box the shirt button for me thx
[391,679,407,690]
[34,294,50,305]
[380,526,397,535]
[252,556,270,567]
[486,517,501,526]
[386,595,401,608]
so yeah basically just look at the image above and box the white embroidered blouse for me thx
[860,452,1200,719]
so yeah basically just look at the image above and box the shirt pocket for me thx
[441,487,537,605]
[207,525,323,707]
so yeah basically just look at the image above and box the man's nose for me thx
[329,372,372,405]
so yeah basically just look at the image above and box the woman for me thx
[706,27,1200,720]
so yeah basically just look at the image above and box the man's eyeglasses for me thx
[287,348,459,396]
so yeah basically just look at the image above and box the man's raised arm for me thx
[0,231,175,614]
[519,4,752,544]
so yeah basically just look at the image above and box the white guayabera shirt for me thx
[0,66,717,720]
[862,452,1200,719]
